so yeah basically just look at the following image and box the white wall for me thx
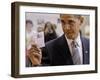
[0,0,100,80]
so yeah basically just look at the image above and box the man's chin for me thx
[65,34,75,40]
[67,37,74,40]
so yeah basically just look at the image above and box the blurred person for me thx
[44,22,57,43]
[26,20,41,67]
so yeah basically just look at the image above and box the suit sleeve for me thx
[41,47,51,66]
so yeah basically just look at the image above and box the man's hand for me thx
[26,44,42,66]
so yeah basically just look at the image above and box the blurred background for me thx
[25,12,90,43]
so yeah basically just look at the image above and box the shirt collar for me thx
[65,33,81,47]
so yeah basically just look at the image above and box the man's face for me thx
[61,15,83,40]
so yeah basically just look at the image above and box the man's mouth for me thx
[66,31,74,34]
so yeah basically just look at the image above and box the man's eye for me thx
[61,20,65,25]
[68,20,75,24]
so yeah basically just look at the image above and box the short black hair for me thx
[60,14,84,24]
[26,20,33,26]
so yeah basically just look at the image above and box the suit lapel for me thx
[58,35,73,65]
[81,37,89,64]
[60,35,89,65]
[58,35,89,65]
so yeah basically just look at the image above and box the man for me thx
[27,14,89,66]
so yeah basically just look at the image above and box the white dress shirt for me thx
[65,34,83,64]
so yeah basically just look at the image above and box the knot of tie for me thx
[71,41,79,48]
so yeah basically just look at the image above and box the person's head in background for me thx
[26,20,33,33]
[60,14,84,40]
[44,22,56,35]
[44,22,57,42]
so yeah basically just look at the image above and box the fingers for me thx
[29,44,41,53]
[26,45,42,66]
[27,48,42,60]
[28,54,41,65]
[31,57,41,65]
[27,52,42,65]
[28,52,41,60]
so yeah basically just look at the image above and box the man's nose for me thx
[65,25,71,30]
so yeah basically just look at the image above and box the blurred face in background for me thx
[26,20,33,32]
[44,22,55,35]
[60,14,84,40]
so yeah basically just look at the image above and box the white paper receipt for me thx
[36,32,45,48]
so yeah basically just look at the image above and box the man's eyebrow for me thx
[61,20,65,24]
[68,20,76,23]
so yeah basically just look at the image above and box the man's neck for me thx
[65,33,80,41]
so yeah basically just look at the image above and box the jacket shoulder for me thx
[45,36,62,48]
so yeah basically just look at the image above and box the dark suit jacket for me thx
[42,34,89,66]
